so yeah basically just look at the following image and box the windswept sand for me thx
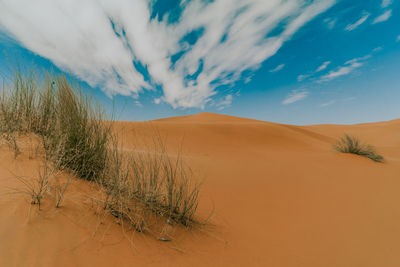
[1,113,400,266]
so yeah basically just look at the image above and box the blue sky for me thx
[0,0,399,124]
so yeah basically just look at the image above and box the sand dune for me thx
[1,113,400,266]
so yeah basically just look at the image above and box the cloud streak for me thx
[297,74,310,82]
[297,60,330,82]
[319,55,370,82]
[216,94,233,110]
[282,90,308,105]
[381,0,392,8]
[320,62,362,81]
[0,0,336,108]
[323,17,337,29]
[372,10,392,24]
[320,100,335,107]
[315,61,331,72]
[270,64,285,73]
[345,12,370,31]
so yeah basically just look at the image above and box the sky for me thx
[0,0,399,125]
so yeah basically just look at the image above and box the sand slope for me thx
[1,113,400,266]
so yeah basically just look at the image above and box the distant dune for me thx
[1,113,400,266]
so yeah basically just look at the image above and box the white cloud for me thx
[320,100,335,107]
[282,90,308,105]
[297,74,310,82]
[397,35,400,42]
[216,94,233,110]
[320,62,362,81]
[345,12,370,31]
[0,0,336,109]
[244,76,253,84]
[269,64,285,73]
[373,46,383,52]
[372,10,392,24]
[381,0,392,8]
[344,54,371,65]
[297,61,330,82]
[315,61,331,72]
[319,55,370,82]
[323,17,337,30]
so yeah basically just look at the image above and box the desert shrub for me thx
[0,70,200,230]
[13,161,54,210]
[0,73,110,181]
[334,134,384,162]
[48,77,110,181]
[101,138,200,230]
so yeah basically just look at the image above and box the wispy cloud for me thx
[297,74,310,82]
[344,54,371,64]
[282,90,308,105]
[269,64,285,73]
[216,94,233,110]
[345,12,370,31]
[297,60,330,82]
[135,101,143,107]
[315,61,331,72]
[0,0,337,109]
[244,76,253,84]
[319,55,370,82]
[320,62,362,82]
[381,0,392,8]
[373,46,383,52]
[320,100,335,107]
[372,10,392,24]
[397,35,400,42]
[323,17,337,30]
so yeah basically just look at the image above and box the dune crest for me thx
[152,112,262,123]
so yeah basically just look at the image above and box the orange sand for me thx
[1,112,400,266]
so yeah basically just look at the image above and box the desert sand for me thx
[1,112,400,266]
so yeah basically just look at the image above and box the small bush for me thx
[334,134,384,162]
[13,162,54,210]
[101,139,200,231]
[0,72,110,181]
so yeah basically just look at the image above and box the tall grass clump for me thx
[0,70,200,230]
[102,139,200,231]
[48,77,110,181]
[334,134,384,162]
[0,72,110,181]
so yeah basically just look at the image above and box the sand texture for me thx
[1,113,400,266]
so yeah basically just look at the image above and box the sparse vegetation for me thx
[334,134,384,162]
[0,70,200,232]
[12,161,55,210]
[101,139,200,231]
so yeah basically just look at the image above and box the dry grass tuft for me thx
[334,134,384,162]
[101,138,200,231]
